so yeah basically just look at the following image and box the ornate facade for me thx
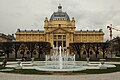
[16,5,104,48]
[0,33,15,42]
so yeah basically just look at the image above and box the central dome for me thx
[50,4,70,21]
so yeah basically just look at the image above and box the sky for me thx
[0,0,120,41]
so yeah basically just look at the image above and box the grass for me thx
[116,55,120,57]
[76,58,99,61]
[0,58,45,62]
[0,65,3,69]
[106,58,120,62]
[78,64,120,74]
[76,58,120,62]
[3,69,52,75]
[0,57,120,62]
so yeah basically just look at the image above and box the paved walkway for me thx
[0,72,120,80]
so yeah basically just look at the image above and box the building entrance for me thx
[53,35,66,47]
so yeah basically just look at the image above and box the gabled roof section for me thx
[46,27,72,34]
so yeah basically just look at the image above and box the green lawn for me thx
[76,58,120,62]
[0,65,3,69]
[106,58,120,62]
[78,64,120,74]
[4,69,52,75]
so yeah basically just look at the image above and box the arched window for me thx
[90,51,93,55]
[27,51,30,54]
[20,51,24,54]
[83,51,86,55]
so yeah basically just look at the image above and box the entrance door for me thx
[58,41,62,47]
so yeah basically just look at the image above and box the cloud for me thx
[0,0,120,41]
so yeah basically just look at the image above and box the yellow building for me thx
[16,5,104,48]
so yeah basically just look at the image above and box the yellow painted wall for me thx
[16,17,104,47]
[16,32,45,42]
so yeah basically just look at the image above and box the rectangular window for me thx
[54,41,56,47]
[58,35,62,39]
[58,41,62,47]
[63,35,66,39]
[54,35,56,39]
[63,41,66,47]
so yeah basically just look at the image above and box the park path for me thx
[0,72,120,80]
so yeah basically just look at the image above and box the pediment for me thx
[53,28,66,33]
[47,27,71,34]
